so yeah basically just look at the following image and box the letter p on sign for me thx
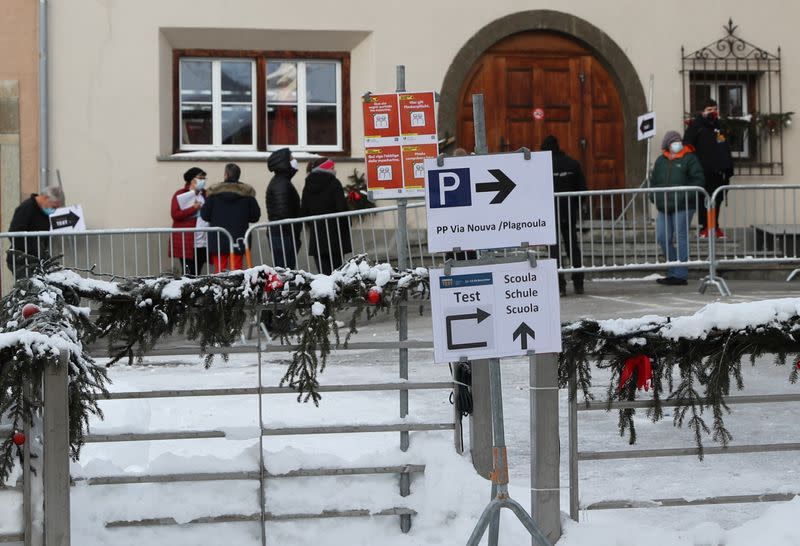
[428,168,471,208]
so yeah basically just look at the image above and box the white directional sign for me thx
[430,259,562,363]
[637,112,656,141]
[49,205,85,232]
[424,152,556,253]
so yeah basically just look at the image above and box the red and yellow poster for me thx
[362,94,401,142]
[398,92,437,140]
[363,91,438,198]
[401,144,439,190]
[365,146,403,192]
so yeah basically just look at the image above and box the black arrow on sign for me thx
[512,322,536,350]
[639,117,654,135]
[446,308,491,350]
[475,169,516,204]
[50,211,80,230]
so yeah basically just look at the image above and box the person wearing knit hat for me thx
[300,157,353,274]
[649,130,706,286]
[169,167,208,275]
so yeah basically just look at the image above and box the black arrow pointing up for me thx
[512,322,536,350]
[476,169,516,204]
[50,211,80,230]
[446,308,491,350]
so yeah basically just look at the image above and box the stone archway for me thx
[438,10,647,187]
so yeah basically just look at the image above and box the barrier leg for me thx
[698,204,731,297]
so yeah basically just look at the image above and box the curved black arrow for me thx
[512,322,536,350]
[50,211,80,230]
[476,169,516,204]
[446,308,491,350]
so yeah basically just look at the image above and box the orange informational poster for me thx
[398,92,437,144]
[401,144,439,191]
[362,94,401,145]
[365,146,403,193]
[363,91,438,198]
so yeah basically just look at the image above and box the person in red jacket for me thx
[169,167,208,275]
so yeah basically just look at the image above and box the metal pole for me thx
[257,317,267,546]
[568,373,579,521]
[645,74,654,188]
[22,383,33,546]
[469,94,493,478]
[39,0,49,192]
[43,350,71,546]
[395,65,412,534]
[530,353,561,544]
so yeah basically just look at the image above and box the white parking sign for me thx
[424,151,556,253]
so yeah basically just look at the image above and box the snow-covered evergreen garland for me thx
[0,255,428,482]
[560,300,800,457]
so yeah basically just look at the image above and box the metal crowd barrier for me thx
[0,227,236,294]
[244,202,442,273]
[4,185,800,296]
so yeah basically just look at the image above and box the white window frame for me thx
[179,58,257,151]
[266,60,343,153]
[692,79,750,159]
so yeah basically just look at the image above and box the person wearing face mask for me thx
[6,185,65,279]
[683,99,734,238]
[265,148,302,269]
[649,131,706,286]
[169,167,208,275]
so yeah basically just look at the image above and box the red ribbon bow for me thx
[618,355,653,392]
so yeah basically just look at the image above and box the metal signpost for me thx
[425,94,561,546]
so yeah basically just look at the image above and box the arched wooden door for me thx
[456,32,625,193]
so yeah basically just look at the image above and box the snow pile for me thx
[586,297,800,340]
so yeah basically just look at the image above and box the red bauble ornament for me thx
[366,288,381,305]
[21,304,41,319]
[272,279,284,290]
[264,274,284,294]
[796,360,800,370]
[353,192,362,201]
[12,432,25,446]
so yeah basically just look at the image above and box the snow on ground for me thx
[4,282,800,544]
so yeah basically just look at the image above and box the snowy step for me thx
[0,532,23,543]
[263,423,454,435]
[587,492,800,510]
[105,507,418,528]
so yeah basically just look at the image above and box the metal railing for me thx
[4,185,800,297]
[244,201,441,273]
[567,374,800,520]
[0,227,237,294]
[12,319,454,543]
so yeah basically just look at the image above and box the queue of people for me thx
[6,104,731,291]
[169,151,352,276]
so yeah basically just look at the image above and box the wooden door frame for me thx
[438,10,647,187]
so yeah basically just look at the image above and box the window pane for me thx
[718,84,744,116]
[267,62,297,103]
[181,104,212,145]
[307,105,337,145]
[222,105,253,145]
[689,84,712,115]
[181,61,212,102]
[221,61,253,103]
[306,62,337,103]
[268,105,298,145]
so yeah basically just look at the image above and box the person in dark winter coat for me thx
[6,185,65,279]
[541,135,587,296]
[300,158,352,275]
[169,167,208,275]
[266,148,302,269]
[649,130,705,286]
[683,99,734,238]
[200,163,261,272]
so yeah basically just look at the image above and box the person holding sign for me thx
[169,167,208,275]
[6,185,65,279]
[649,130,705,286]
